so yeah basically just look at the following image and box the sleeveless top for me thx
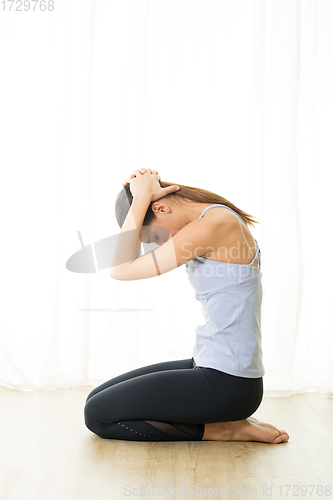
[185,204,265,378]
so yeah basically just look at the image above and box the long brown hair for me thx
[115,181,259,229]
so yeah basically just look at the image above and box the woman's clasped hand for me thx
[122,168,180,202]
[122,168,160,187]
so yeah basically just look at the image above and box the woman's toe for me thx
[273,434,285,444]
[278,431,289,442]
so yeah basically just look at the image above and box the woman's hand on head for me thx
[122,168,180,202]
[122,168,160,187]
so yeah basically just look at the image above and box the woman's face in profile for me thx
[140,224,172,245]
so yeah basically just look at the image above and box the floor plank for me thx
[0,387,332,500]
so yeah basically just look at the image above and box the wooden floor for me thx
[0,387,332,500]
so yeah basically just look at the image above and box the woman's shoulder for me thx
[199,205,241,226]
[197,206,257,264]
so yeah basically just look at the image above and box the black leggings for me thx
[84,357,263,442]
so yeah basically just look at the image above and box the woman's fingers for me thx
[123,169,160,187]
[140,168,159,175]
[151,170,161,180]
[122,173,136,187]
[141,168,160,181]
[123,172,140,186]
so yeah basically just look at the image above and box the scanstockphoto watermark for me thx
[124,484,258,497]
[1,0,55,11]
[181,242,258,264]
[66,228,166,274]
[66,226,260,275]
[123,484,332,497]
[190,262,259,280]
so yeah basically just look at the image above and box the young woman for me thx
[84,168,289,444]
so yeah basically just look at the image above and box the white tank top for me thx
[185,204,265,378]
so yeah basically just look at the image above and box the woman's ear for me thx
[151,201,171,215]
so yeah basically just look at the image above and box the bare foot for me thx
[203,417,289,444]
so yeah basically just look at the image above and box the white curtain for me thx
[0,0,332,397]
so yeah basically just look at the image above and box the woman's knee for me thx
[84,397,111,438]
[84,398,97,433]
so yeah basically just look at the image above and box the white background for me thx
[0,0,332,397]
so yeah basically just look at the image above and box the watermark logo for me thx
[2,0,55,11]
[66,227,163,313]
[123,483,332,497]
[66,227,163,274]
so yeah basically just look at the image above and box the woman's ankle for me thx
[223,418,249,428]
[202,419,249,441]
